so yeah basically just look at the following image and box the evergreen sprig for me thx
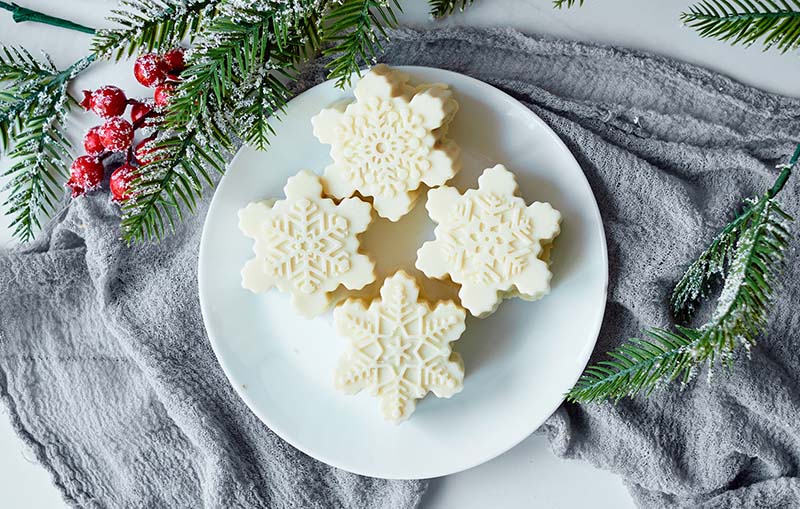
[682,0,800,52]
[120,0,406,241]
[321,0,401,87]
[671,197,756,319]
[0,48,90,241]
[120,126,228,242]
[120,9,305,242]
[553,0,584,8]
[1,0,476,243]
[429,0,474,18]
[568,153,796,403]
[92,0,219,59]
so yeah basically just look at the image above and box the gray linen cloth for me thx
[1,27,799,508]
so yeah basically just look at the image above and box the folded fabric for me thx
[1,26,799,508]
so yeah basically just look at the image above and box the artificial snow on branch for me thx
[0,48,91,241]
[568,146,798,403]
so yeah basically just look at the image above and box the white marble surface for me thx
[2,1,798,507]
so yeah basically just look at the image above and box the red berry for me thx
[80,90,93,110]
[82,86,127,118]
[134,53,168,88]
[130,101,153,124]
[83,127,104,156]
[162,48,185,73]
[153,83,175,107]
[67,156,104,197]
[110,163,136,202]
[98,117,134,152]
[135,136,157,165]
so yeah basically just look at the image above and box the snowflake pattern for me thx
[239,170,375,318]
[334,271,466,423]
[416,164,561,318]
[312,64,460,221]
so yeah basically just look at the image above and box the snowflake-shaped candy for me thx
[334,271,466,423]
[416,164,562,318]
[239,170,375,318]
[312,64,460,222]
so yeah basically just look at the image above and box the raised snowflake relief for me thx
[312,64,460,222]
[239,170,375,318]
[416,164,561,318]
[334,271,466,423]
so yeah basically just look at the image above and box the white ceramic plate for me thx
[198,66,607,480]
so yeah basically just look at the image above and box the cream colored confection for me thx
[416,164,562,318]
[239,170,375,318]
[334,271,466,423]
[312,64,461,222]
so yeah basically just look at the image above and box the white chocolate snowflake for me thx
[239,170,375,318]
[334,271,466,423]
[312,64,460,222]
[416,164,561,318]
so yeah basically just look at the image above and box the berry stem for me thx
[132,110,158,130]
[0,1,96,34]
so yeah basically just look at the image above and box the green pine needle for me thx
[92,0,219,59]
[682,0,800,53]
[0,48,89,242]
[3,0,472,243]
[120,10,305,243]
[120,127,227,243]
[568,174,794,403]
[553,0,585,8]
[670,203,751,319]
[321,0,401,88]
[429,0,474,18]
[165,14,299,128]
[234,73,293,151]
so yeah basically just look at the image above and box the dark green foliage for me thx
[92,0,219,59]
[429,0,474,18]
[553,0,584,8]
[568,183,794,403]
[683,0,800,52]
[321,0,401,87]
[0,48,90,241]
[120,10,304,243]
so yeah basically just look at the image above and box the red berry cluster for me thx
[68,48,185,202]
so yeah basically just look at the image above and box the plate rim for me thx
[198,65,609,479]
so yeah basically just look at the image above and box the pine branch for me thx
[568,165,794,403]
[92,0,219,60]
[0,48,90,242]
[672,145,800,318]
[120,124,228,243]
[321,0,401,87]
[225,0,326,57]
[166,15,289,126]
[566,328,697,403]
[121,10,306,242]
[232,71,293,151]
[670,203,752,319]
[429,0,474,18]
[682,0,800,53]
[553,0,585,8]
[1,47,56,152]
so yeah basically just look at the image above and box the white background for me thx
[1,1,798,508]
